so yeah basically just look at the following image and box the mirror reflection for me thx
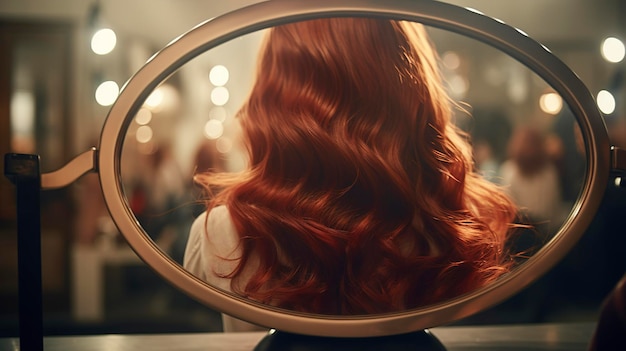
[120,18,586,319]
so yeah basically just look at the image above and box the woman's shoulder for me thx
[207,204,231,223]
[192,205,239,255]
[184,205,241,289]
[189,205,231,232]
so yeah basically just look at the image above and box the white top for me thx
[183,206,265,332]
[499,160,565,227]
[184,206,241,292]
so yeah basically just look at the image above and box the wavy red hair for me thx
[196,18,517,315]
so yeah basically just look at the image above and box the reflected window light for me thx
[204,119,224,139]
[91,28,117,55]
[442,51,461,70]
[135,107,152,125]
[209,65,229,86]
[211,86,230,106]
[209,106,228,122]
[95,80,119,106]
[136,125,153,143]
[615,176,622,187]
[514,27,529,37]
[597,90,616,115]
[216,137,233,153]
[464,7,484,15]
[539,92,563,115]
[601,37,625,63]
[540,44,552,53]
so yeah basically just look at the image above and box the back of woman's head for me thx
[244,18,456,179]
[507,126,550,176]
[199,18,517,315]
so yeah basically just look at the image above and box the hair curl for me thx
[195,18,517,315]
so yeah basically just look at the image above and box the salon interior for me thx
[0,0,625,350]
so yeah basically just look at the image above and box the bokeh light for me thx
[91,28,117,55]
[145,88,164,109]
[209,65,230,86]
[601,37,625,63]
[216,137,233,153]
[135,108,152,125]
[136,125,153,143]
[211,86,230,106]
[597,90,616,115]
[442,51,461,70]
[204,119,224,139]
[95,80,119,106]
[539,92,563,115]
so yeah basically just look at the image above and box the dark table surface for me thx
[0,322,596,351]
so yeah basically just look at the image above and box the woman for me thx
[499,126,565,232]
[185,18,517,320]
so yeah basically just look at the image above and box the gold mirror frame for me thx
[88,0,609,337]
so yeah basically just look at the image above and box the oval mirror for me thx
[98,0,609,337]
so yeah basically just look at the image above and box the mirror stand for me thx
[253,329,446,351]
[4,149,95,350]
[4,153,44,351]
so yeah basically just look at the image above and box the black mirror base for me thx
[254,329,447,351]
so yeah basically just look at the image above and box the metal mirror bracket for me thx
[40,148,98,190]
[3,148,96,351]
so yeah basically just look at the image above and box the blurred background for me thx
[0,0,625,336]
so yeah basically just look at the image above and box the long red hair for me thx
[196,18,517,315]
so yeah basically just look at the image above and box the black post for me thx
[4,153,44,351]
